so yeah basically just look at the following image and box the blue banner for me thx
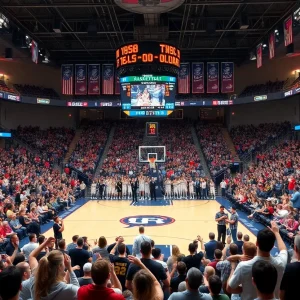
[221,62,234,93]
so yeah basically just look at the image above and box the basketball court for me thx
[42,199,257,256]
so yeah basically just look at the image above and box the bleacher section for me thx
[13,84,60,99]
[239,80,287,97]
[0,80,17,94]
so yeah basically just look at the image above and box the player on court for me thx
[181,177,188,199]
[91,181,97,199]
[189,179,195,199]
[144,178,150,200]
[210,180,216,199]
[122,176,128,200]
[164,178,172,200]
[139,175,145,200]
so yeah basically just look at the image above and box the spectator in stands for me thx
[199,266,215,293]
[0,266,23,300]
[132,226,151,258]
[5,233,20,257]
[252,260,278,300]
[208,275,229,300]
[67,235,79,251]
[227,222,287,300]
[280,235,300,300]
[92,236,110,260]
[170,261,187,293]
[78,263,93,287]
[291,186,300,209]
[201,233,217,261]
[183,242,204,271]
[235,232,244,254]
[9,213,27,239]
[168,267,212,300]
[21,233,38,261]
[77,259,124,300]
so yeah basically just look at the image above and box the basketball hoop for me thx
[148,157,156,169]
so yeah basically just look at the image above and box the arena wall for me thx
[0,101,77,129]
[228,95,300,127]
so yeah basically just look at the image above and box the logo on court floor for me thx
[120,215,175,228]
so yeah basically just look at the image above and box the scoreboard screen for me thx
[116,42,180,69]
[146,122,158,137]
[121,75,175,116]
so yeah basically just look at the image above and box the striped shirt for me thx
[215,212,228,226]
[230,213,239,230]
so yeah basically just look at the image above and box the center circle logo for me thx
[120,215,175,228]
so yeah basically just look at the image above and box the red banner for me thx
[115,74,120,95]
[256,44,262,69]
[269,32,275,60]
[207,62,219,93]
[284,15,293,47]
[178,63,190,94]
[61,64,73,95]
[88,64,100,95]
[221,62,234,93]
[31,40,38,64]
[75,64,87,95]
[192,63,204,93]
[102,64,114,95]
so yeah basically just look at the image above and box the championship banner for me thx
[61,64,73,95]
[75,64,87,95]
[178,63,190,94]
[31,40,38,64]
[115,75,120,95]
[256,44,262,69]
[88,64,100,95]
[102,64,114,95]
[207,62,219,93]
[284,15,293,47]
[221,62,234,93]
[269,32,275,60]
[192,63,204,94]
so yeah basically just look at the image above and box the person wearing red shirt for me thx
[288,176,296,194]
[78,259,124,300]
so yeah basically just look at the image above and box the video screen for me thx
[120,75,176,110]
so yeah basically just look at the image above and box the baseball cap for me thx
[83,263,92,272]
[186,267,203,289]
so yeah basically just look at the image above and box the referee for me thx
[215,205,228,244]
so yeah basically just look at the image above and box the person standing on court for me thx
[220,180,226,198]
[215,206,228,245]
[226,206,239,243]
[132,226,151,258]
[52,216,64,249]
[131,178,138,204]
[150,177,157,201]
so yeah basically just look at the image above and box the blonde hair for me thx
[171,245,180,259]
[34,250,65,300]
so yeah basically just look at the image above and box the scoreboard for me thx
[116,42,181,69]
[146,122,158,137]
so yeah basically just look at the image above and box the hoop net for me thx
[148,157,156,169]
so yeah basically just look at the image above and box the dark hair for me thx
[214,249,222,259]
[208,275,222,295]
[91,259,110,285]
[118,243,126,255]
[0,266,22,300]
[188,243,196,253]
[72,235,79,242]
[58,239,66,249]
[216,241,224,251]
[177,261,187,275]
[13,254,25,266]
[150,239,155,248]
[237,232,243,239]
[141,241,152,255]
[152,248,161,259]
[243,234,250,242]
[77,238,84,247]
[257,228,275,252]
[38,235,46,245]
[229,243,238,255]
[29,233,36,242]
[295,186,299,191]
[252,260,277,294]
[209,232,215,240]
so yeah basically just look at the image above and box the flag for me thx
[221,62,234,93]
[75,64,87,95]
[115,74,120,95]
[256,44,262,69]
[207,62,219,93]
[269,32,275,59]
[192,63,204,93]
[178,63,190,94]
[284,15,293,47]
[102,64,114,95]
[61,64,73,95]
[31,40,38,64]
[88,64,100,95]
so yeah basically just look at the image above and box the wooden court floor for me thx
[43,200,256,255]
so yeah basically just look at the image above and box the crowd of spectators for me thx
[239,80,286,97]
[225,140,300,241]
[13,126,75,165]
[230,122,291,157]
[13,84,60,99]
[69,123,110,177]
[0,80,17,94]
[176,93,228,101]
[196,124,233,176]
[101,121,145,177]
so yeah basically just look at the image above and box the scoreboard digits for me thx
[146,122,158,137]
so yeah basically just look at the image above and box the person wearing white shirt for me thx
[152,248,168,272]
[227,221,287,300]
[220,180,226,197]
[21,233,38,261]
[132,225,151,258]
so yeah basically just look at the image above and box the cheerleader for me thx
[164,178,172,200]
[210,180,216,199]
[139,175,145,200]
[91,181,97,199]
[144,177,150,200]
[189,179,195,199]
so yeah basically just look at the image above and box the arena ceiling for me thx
[0,0,298,64]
